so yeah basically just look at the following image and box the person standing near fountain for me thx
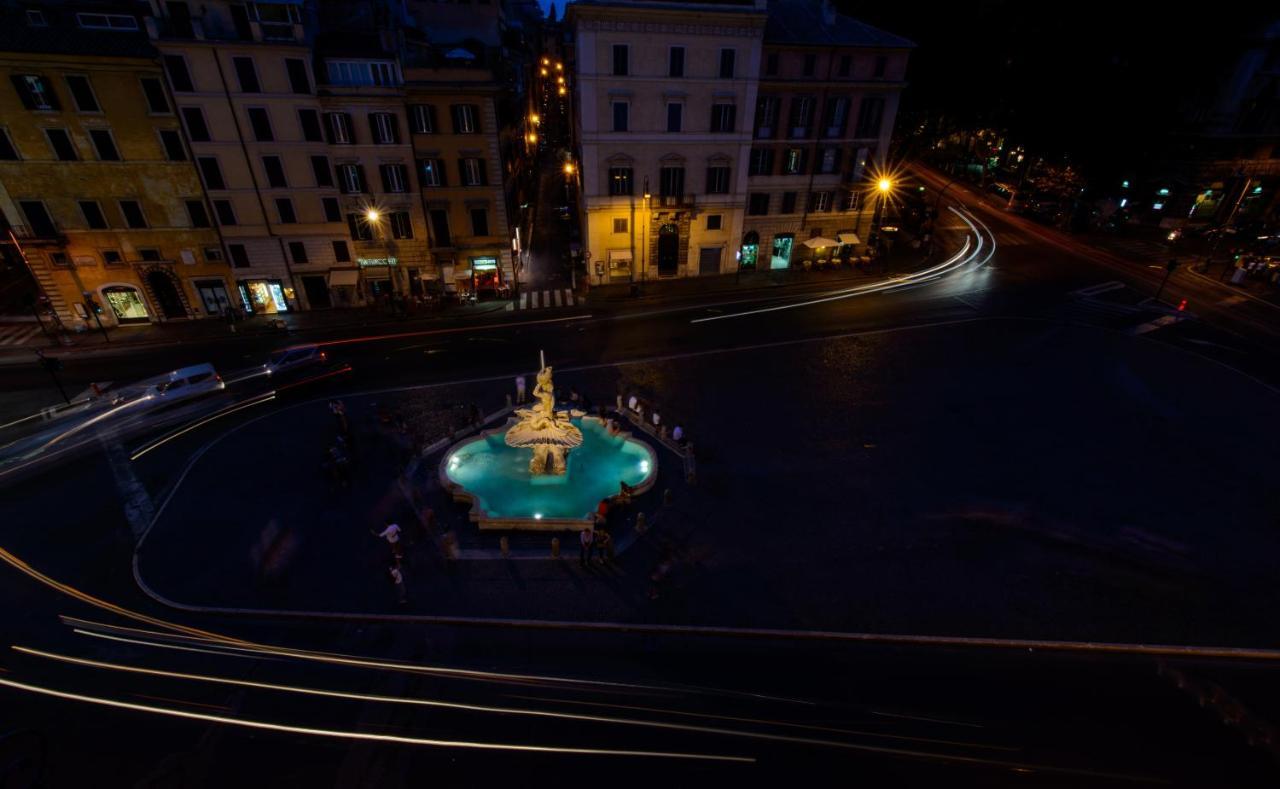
[579,527,595,567]
[515,374,527,404]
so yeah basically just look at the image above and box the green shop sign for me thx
[357,256,399,267]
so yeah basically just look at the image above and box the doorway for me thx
[302,275,331,309]
[657,223,679,276]
[698,246,721,275]
[194,279,231,315]
[146,270,186,319]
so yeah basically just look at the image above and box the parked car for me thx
[263,344,328,378]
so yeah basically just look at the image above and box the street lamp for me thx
[563,162,575,176]
[365,208,380,223]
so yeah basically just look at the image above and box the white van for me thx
[118,363,224,407]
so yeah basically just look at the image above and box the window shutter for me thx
[324,114,335,144]
[347,214,360,239]
[469,104,481,134]
[368,112,379,143]
[437,159,448,187]
[727,105,736,132]
[427,105,438,134]
[478,159,488,186]
[335,165,347,193]
[450,105,461,134]
[388,113,401,143]
[344,113,355,143]
[356,164,367,193]
[457,159,467,184]
[10,75,35,109]
[379,164,390,192]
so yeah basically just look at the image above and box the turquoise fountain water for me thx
[443,417,655,523]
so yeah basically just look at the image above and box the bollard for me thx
[663,488,673,507]
[551,536,561,558]
[500,535,510,558]
[635,511,647,534]
[616,394,623,411]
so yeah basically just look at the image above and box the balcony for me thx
[253,20,304,43]
[655,193,697,209]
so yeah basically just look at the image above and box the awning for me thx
[803,236,840,249]
[328,269,359,286]
[837,232,861,245]
[608,249,633,265]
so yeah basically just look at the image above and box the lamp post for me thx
[870,177,893,270]
[641,177,651,294]
[364,208,399,299]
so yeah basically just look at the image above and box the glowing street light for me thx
[530,113,540,125]
[563,162,575,175]
[557,86,566,96]
[542,57,549,66]
[540,67,548,76]
[555,62,563,71]
[877,177,893,193]
[365,208,381,223]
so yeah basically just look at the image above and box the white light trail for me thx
[129,393,275,461]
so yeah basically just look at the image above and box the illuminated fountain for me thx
[440,353,657,530]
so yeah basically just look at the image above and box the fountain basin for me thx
[440,416,658,530]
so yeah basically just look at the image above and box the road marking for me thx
[0,325,41,346]
[1130,315,1180,335]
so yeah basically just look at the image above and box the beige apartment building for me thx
[148,0,358,313]
[742,0,911,270]
[569,0,768,283]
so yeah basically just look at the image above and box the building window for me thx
[138,248,162,262]
[326,112,353,144]
[65,75,100,112]
[78,200,108,229]
[158,129,185,161]
[247,107,273,141]
[838,54,852,77]
[612,101,628,132]
[276,198,297,224]
[76,12,137,30]
[103,250,123,266]
[608,166,633,195]
[810,191,831,212]
[213,199,236,225]
[710,104,736,133]
[333,240,351,262]
[823,97,850,138]
[410,104,436,134]
[119,200,147,228]
[326,60,400,87]
[789,96,814,138]
[666,102,682,133]
[163,56,193,92]
[322,197,341,222]
[380,163,408,193]
[198,157,225,190]
[298,109,322,141]
[26,9,46,26]
[782,147,807,175]
[418,158,444,187]
[0,128,18,160]
[659,166,685,203]
[755,96,779,138]
[874,55,887,78]
[233,56,260,93]
[45,128,78,161]
[202,247,223,262]
[228,244,250,268]
[705,165,730,194]
[780,191,797,213]
[803,53,817,77]
[185,199,211,227]
[262,155,287,188]
[19,202,56,237]
[613,217,628,234]
[819,148,840,174]
[748,148,774,176]
[311,155,333,187]
[748,193,769,216]
[450,104,479,134]
[347,213,373,241]
[369,112,399,144]
[181,107,210,141]
[337,163,364,193]
[612,44,629,76]
[13,74,58,110]
[288,241,308,264]
[88,129,120,161]
[669,46,684,78]
[706,214,722,230]
[285,58,311,94]
[766,52,779,76]
[719,48,736,79]
[460,158,485,186]
[470,208,488,236]
[49,252,69,267]
[855,97,885,138]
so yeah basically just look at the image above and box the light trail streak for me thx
[0,675,751,763]
[692,206,986,324]
[305,313,593,350]
[271,363,353,393]
[129,393,276,461]
[37,395,153,451]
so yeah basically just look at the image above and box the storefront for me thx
[770,233,794,270]
[738,231,759,270]
[238,279,290,314]
[193,279,233,316]
[358,256,399,300]
[328,268,360,307]
[101,284,150,324]
[606,249,633,281]
[470,256,502,294]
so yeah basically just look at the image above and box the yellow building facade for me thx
[0,25,231,329]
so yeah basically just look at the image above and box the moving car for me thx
[263,344,328,378]
[112,363,225,408]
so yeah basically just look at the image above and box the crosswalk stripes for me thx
[0,324,43,347]
[510,288,576,311]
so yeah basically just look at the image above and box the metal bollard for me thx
[635,511,647,534]
[551,536,560,558]
[500,535,510,558]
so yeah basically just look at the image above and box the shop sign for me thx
[357,256,399,268]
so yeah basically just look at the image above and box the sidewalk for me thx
[0,300,513,362]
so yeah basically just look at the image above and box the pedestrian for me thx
[651,410,661,429]
[569,387,581,405]
[389,562,408,604]
[329,399,348,437]
[374,520,403,559]
[595,528,614,564]
[628,395,639,413]
[515,374,527,404]
[579,527,595,567]
[672,424,685,444]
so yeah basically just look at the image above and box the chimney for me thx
[821,0,836,26]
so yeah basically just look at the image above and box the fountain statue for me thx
[504,354,583,475]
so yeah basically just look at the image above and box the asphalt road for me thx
[2,185,1280,786]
